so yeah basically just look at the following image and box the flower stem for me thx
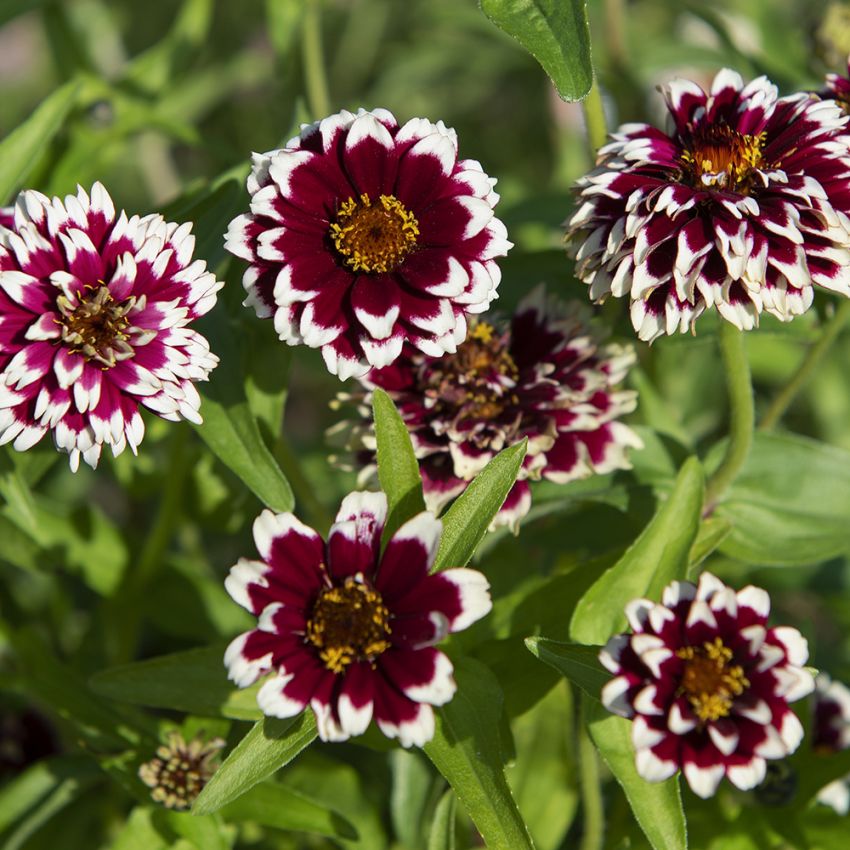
[759,300,850,431]
[581,78,608,157]
[302,0,331,119]
[704,322,754,510]
[273,433,333,535]
[578,699,604,850]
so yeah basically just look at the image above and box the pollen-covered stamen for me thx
[426,321,519,422]
[57,284,141,367]
[330,193,419,273]
[306,575,392,673]
[676,637,750,722]
[680,126,767,192]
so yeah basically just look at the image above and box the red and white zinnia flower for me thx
[225,108,511,379]
[600,572,814,798]
[568,69,850,341]
[224,491,492,746]
[332,286,641,531]
[0,183,222,470]
[813,673,850,814]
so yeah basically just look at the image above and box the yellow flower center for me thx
[306,576,392,674]
[329,193,419,274]
[676,637,750,722]
[680,126,767,193]
[57,284,137,367]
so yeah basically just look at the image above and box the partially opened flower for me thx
[331,285,641,530]
[224,491,492,746]
[225,108,511,379]
[600,572,814,798]
[0,183,222,470]
[823,57,850,112]
[568,69,850,341]
[813,673,850,814]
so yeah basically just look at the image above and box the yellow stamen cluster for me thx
[57,284,139,368]
[306,575,392,674]
[329,193,419,274]
[676,636,750,722]
[680,127,767,193]
[138,732,224,810]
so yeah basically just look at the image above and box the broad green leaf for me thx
[193,712,318,814]
[427,790,457,850]
[478,0,592,101]
[423,657,534,850]
[164,811,230,850]
[220,782,358,840]
[108,807,167,850]
[194,304,294,513]
[373,388,425,541]
[587,700,687,850]
[525,638,607,703]
[433,439,527,572]
[709,432,850,566]
[688,517,732,571]
[89,646,261,721]
[0,78,80,203]
[570,457,704,644]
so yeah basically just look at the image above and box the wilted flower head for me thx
[600,572,814,798]
[813,673,850,814]
[224,491,492,746]
[331,286,641,530]
[225,108,511,379]
[0,183,222,470]
[568,69,850,341]
[138,731,224,810]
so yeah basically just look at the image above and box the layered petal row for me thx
[0,183,222,469]
[567,69,850,341]
[224,491,492,746]
[225,108,511,379]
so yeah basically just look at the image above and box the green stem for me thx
[759,300,850,431]
[604,0,629,71]
[302,0,331,119]
[578,700,604,850]
[704,322,754,510]
[273,433,333,535]
[581,78,608,157]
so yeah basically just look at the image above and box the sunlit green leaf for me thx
[478,0,592,101]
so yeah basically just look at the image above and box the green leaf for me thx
[688,517,733,571]
[423,657,534,850]
[107,807,168,850]
[525,638,607,703]
[389,750,434,849]
[586,700,687,850]
[194,304,294,513]
[427,790,457,850]
[372,388,426,541]
[570,457,704,644]
[90,646,261,721]
[433,439,527,572]
[478,0,592,101]
[220,782,358,840]
[709,432,850,566]
[193,712,318,814]
[164,811,230,850]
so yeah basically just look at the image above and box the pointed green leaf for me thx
[220,782,358,840]
[424,658,534,850]
[373,387,425,540]
[586,699,687,850]
[433,439,527,572]
[479,0,592,101]
[193,712,317,814]
[570,457,704,644]
[90,646,261,721]
[525,638,606,703]
[427,790,457,850]
[0,78,80,203]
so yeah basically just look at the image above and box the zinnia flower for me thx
[567,69,850,341]
[331,286,641,530]
[823,56,850,112]
[138,731,225,810]
[599,572,814,798]
[0,183,222,470]
[813,673,850,814]
[224,491,492,746]
[225,108,511,379]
